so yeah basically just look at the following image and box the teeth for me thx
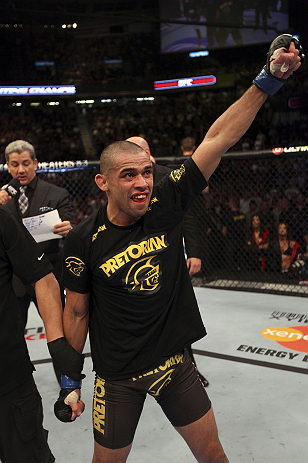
[133,195,146,199]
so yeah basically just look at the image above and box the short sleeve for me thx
[61,229,91,293]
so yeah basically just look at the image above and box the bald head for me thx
[125,136,155,163]
[100,140,147,175]
[126,136,149,151]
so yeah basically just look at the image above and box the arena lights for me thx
[0,86,76,96]
[47,102,60,106]
[100,99,117,103]
[154,75,216,91]
[35,61,55,67]
[62,23,77,29]
[136,97,154,101]
[189,51,209,58]
[76,100,95,104]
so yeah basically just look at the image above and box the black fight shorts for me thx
[0,376,55,463]
[93,348,211,449]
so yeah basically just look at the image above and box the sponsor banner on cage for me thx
[0,160,88,172]
[272,145,308,155]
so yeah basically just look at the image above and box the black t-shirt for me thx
[62,158,208,380]
[0,207,53,396]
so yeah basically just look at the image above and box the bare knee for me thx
[92,452,128,463]
[176,408,229,463]
[92,441,131,463]
[197,441,229,463]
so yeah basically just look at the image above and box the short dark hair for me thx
[100,140,147,175]
[181,137,196,152]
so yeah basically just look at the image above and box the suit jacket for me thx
[5,177,77,258]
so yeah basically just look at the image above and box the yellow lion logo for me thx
[65,256,85,277]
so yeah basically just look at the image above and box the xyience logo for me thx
[261,326,308,353]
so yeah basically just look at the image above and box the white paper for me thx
[22,209,62,243]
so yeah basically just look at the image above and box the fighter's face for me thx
[95,151,153,226]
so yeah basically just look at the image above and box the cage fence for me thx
[1,149,308,297]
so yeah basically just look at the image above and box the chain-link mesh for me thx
[1,150,308,296]
[179,152,308,296]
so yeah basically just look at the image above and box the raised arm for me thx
[192,36,303,181]
[192,85,267,180]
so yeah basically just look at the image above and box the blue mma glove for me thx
[253,34,304,95]
[54,375,83,423]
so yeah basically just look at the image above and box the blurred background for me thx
[0,0,308,295]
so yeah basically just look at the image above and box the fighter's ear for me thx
[95,173,108,191]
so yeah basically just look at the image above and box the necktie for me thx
[19,186,29,214]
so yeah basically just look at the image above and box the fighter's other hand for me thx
[47,337,85,380]
[54,387,85,422]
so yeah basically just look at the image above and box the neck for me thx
[106,205,140,227]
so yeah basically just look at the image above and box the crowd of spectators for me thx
[0,80,307,164]
[189,155,308,283]
[0,26,308,286]
[0,104,84,163]
[0,25,307,163]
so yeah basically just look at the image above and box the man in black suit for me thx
[0,139,77,329]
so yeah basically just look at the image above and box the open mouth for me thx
[131,193,147,203]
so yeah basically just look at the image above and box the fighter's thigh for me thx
[93,376,146,450]
[156,350,211,427]
[175,408,227,463]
